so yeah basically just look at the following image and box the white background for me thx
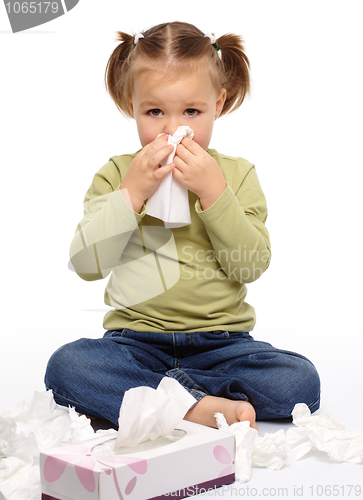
[0,0,362,496]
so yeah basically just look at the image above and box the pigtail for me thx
[216,34,250,116]
[105,31,135,118]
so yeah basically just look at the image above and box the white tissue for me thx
[215,413,258,484]
[114,377,196,450]
[287,403,363,464]
[0,390,110,500]
[146,126,194,228]
[216,403,363,483]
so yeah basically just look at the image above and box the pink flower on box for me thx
[43,442,147,499]
[213,445,235,477]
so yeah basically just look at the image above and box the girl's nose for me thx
[162,120,179,137]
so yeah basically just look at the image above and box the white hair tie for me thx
[204,33,220,51]
[134,32,144,45]
[204,33,216,45]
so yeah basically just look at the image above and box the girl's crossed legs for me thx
[44,329,320,430]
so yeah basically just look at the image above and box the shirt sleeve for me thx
[195,165,271,284]
[69,160,147,281]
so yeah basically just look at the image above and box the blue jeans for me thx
[44,329,320,425]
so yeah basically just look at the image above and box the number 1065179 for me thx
[5,2,59,14]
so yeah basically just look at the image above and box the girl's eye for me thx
[148,109,163,117]
[184,109,198,117]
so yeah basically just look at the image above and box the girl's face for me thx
[128,61,226,151]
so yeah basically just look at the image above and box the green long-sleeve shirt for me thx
[69,149,271,333]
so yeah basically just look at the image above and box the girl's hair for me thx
[105,21,250,118]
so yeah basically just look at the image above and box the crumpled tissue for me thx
[146,126,194,228]
[215,416,258,484]
[114,377,196,449]
[287,403,363,463]
[0,390,111,500]
[216,403,363,483]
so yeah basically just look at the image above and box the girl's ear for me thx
[127,99,135,118]
[215,88,227,120]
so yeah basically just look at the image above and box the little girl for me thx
[45,22,320,431]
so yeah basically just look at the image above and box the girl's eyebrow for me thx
[140,100,161,108]
[186,101,208,108]
[140,100,209,109]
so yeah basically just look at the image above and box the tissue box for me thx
[40,421,235,500]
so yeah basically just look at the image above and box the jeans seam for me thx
[173,368,210,395]
[308,395,320,411]
[172,332,177,368]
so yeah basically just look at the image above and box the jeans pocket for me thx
[104,329,126,338]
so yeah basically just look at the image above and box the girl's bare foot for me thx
[184,396,258,431]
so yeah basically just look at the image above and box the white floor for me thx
[1,310,362,499]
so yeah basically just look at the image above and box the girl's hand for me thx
[172,138,227,210]
[120,135,175,213]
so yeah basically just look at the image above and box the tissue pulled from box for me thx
[114,377,196,450]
